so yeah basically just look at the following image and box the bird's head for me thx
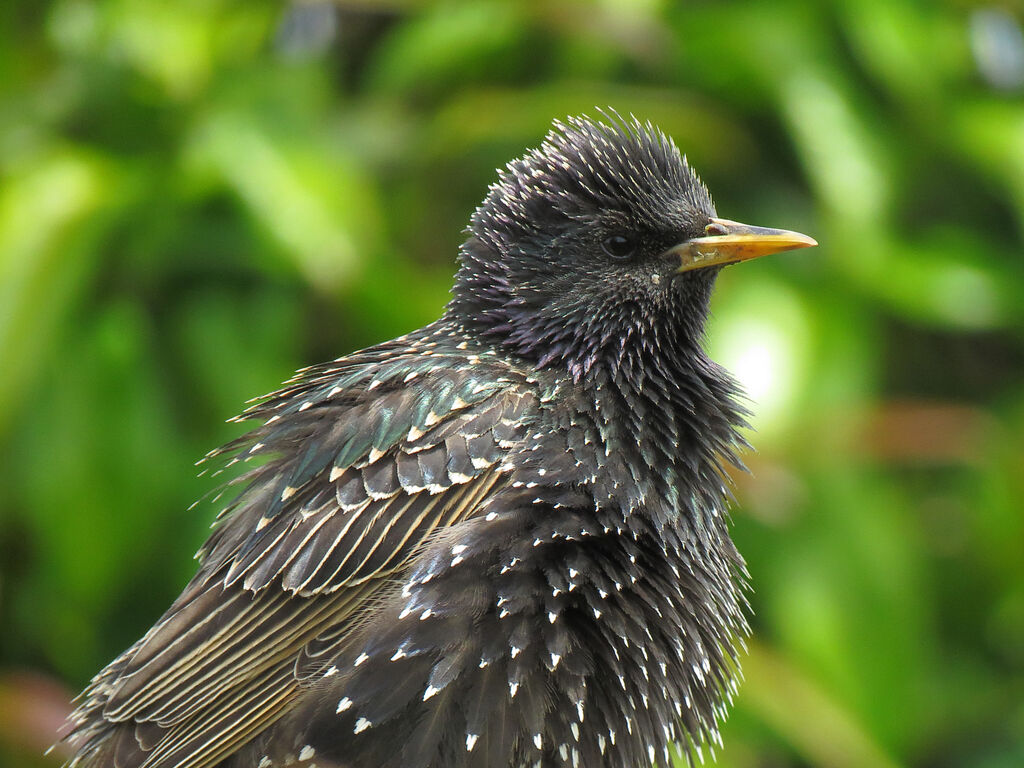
[449,113,816,380]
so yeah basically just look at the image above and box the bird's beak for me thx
[666,218,818,273]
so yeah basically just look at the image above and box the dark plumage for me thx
[62,113,815,768]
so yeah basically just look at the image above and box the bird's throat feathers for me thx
[571,339,750,533]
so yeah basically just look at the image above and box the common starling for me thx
[63,114,816,768]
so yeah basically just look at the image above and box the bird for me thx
[61,113,816,768]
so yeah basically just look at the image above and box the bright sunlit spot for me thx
[710,279,811,436]
[731,333,783,407]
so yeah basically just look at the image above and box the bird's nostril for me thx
[704,221,728,237]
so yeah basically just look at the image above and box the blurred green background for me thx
[1,1,1023,766]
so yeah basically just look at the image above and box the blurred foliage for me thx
[1,1,1022,766]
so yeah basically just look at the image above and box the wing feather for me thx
[141,664,295,768]
[65,341,536,768]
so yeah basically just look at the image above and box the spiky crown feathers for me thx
[448,114,719,378]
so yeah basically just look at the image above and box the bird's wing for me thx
[65,338,536,768]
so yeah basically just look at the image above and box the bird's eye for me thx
[602,234,637,261]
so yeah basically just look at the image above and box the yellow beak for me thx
[666,218,818,273]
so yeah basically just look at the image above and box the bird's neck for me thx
[575,340,749,529]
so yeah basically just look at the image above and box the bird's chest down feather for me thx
[249,425,747,768]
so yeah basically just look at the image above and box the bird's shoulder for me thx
[199,323,545,595]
